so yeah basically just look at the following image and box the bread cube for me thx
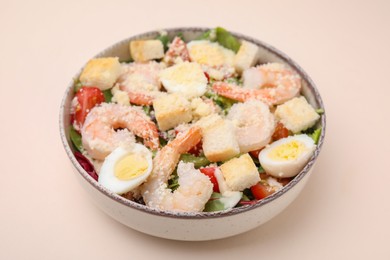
[130,40,164,62]
[202,119,240,162]
[153,93,192,131]
[220,153,260,191]
[275,96,320,133]
[195,113,223,130]
[191,98,212,120]
[79,57,122,90]
[234,40,259,73]
[111,85,130,106]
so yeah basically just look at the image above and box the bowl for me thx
[59,27,326,241]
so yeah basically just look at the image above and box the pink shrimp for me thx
[141,127,213,212]
[213,63,301,105]
[227,100,275,153]
[163,36,191,65]
[81,103,159,160]
[117,61,165,105]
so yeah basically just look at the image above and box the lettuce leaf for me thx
[70,126,83,152]
[310,127,322,144]
[215,27,241,53]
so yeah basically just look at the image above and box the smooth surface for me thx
[1,0,389,258]
[75,165,312,241]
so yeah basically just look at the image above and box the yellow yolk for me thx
[189,44,226,66]
[268,140,305,161]
[165,62,202,85]
[114,154,148,180]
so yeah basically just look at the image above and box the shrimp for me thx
[203,64,236,81]
[81,103,159,160]
[141,127,213,212]
[227,100,275,153]
[163,36,191,65]
[117,61,165,105]
[213,63,301,105]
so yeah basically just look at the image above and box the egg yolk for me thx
[114,154,148,180]
[165,63,204,86]
[268,140,305,161]
[189,44,225,66]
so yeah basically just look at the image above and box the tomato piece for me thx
[278,177,293,186]
[69,113,75,125]
[249,149,263,159]
[188,141,203,156]
[74,87,105,128]
[175,129,202,156]
[259,173,268,179]
[200,167,220,193]
[250,183,272,200]
[204,72,210,82]
[272,122,289,141]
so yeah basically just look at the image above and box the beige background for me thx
[1,0,389,259]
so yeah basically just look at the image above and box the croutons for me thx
[275,96,320,133]
[130,40,164,62]
[79,57,122,90]
[234,40,259,73]
[200,115,240,162]
[153,93,192,131]
[195,113,223,130]
[191,98,212,120]
[220,154,260,191]
[111,85,130,106]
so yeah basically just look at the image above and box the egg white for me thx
[159,62,207,98]
[259,134,315,178]
[98,144,153,194]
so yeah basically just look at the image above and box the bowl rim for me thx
[59,27,326,219]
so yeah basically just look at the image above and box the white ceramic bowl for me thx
[59,27,326,241]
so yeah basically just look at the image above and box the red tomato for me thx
[204,72,210,82]
[272,122,289,141]
[278,177,293,186]
[175,129,202,156]
[188,141,203,156]
[250,183,272,200]
[74,87,105,128]
[200,167,220,193]
[249,149,263,159]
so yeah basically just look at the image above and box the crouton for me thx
[195,113,223,130]
[153,93,192,131]
[201,118,240,162]
[275,96,320,133]
[111,85,130,106]
[130,40,164,62]
[191,98,212,121]
[220,153,260,191]
[79,57,122,90]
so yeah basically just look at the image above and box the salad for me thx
[69,27,323,213]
